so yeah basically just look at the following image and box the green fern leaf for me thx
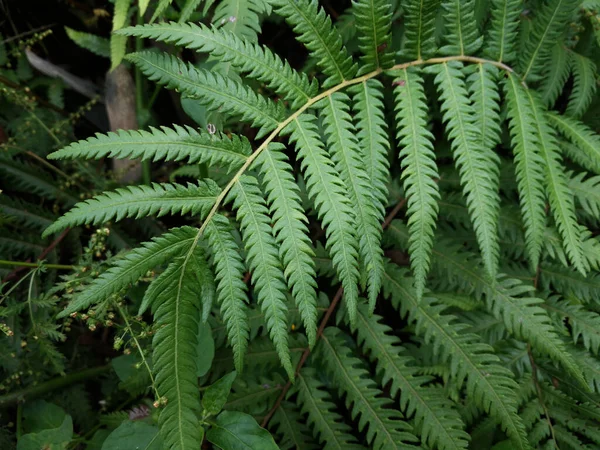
[349,304,470,450]
[179,0,205,23]
[394,68,439,298]
[317,327,420,450]
[146,251,203,448]
[352,0,394,73]
[540,263,600,304]
[151,0,173,22]
[548,113,600,175]
[43,181,219,237]
[468,64,501,152]
[504,73,546,268]
[403,0,441,60]
[0,196,54,232]
[295,369,365,450]
[351,79,390,220]
[256,144,318,346]
[117,22,317,108]
[270,402,318,450]
[270,0,357,87]
[486,0,521,62]
[526,90,586,274]
[544,297,600,355]
[566,52,597,118]
[520,0,579,81]
[126,51,285,138]
[539,44,570,107]
[65,27,110,58]
[440,0,482,55]
[205,214,250,373]
[284,114,360,324]
[227,176,294,379]
[570,171,600,217]
[111,0,131,69]
[382,264,530,450]
[430,61,500,278]
[57,226,198,318]
[212,0,268,42]
[320,92,383,310]
[48,126,250,172]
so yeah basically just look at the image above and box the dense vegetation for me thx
[2,0,600,449]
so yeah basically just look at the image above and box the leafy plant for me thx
[19,0,600,449]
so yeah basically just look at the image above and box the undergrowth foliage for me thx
[45,0,600,449]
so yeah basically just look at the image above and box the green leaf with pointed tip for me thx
[203,371,237,416]
[206,410,279,450]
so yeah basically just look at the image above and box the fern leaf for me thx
[256,144,318,346]
[204,214,250,373]
[270,0,357,87]
[126,51,285,138]
[179,0,204,23]
[544,297,600,355]
[318,327,420,450]
[394,68,439,298]
[270,402,318,450]
[540,263,600,304]
[570,172,600,217]
[440,0,482,55]
[284,115,360,324]
[526,90,586,274]
[43,181,220,237]
[382,264,530,450]
[212,0,268,42]
[403,0,441,60]
[320,92,383,310]
[566,52,597,118]
[486,0,521,62]
[349,305,470,450]
[351,79,390,220]
[539,44,570,108]
[548,113,600,175]
[228,176,294,379]
[118,22,317,109]
[295,369,365,450]
[468,64,501,152]
[0,196,54,232]
[504,73,546,268]
[57,226,198,318]
[65,27,110,58]
[111,0,131,69]
[431,62,500,278]
[520,0,579,81]
[352,0,393,74]
[49,126,250,172]
[148,253,202,449]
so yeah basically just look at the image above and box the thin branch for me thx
[261,197,408,428]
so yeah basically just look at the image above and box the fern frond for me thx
[382,264,530,450]
[270,402,318,450]
[486,0,521,62]
[270,0,357,87]
[43,181,220,237]
[520,0,579,81]
[539,264,600,304]
[126,51,285,137]
[320,92,383,310]
[349,305,470,450]
[224,373,287,415]
[548,113,600,175]
[256,144,318,346]
[211,0,268,42]
[151,0,173,22]
[146,250,204,449]
[0,196,54,232]
[566,52,597,118]
[118,22,317,108]
[48,126,251,172]
[544,297,600,355]
[468,64,501,152]
[440,0,482,55]
[431,62,500,278]
[526,90,586,274]
[504,73,546,268]
[204,214,250,373]
[394,68,439,298]
[352,0,393,73]
[570,171,600,217]
[402,0,440,60]
[110,0,131,69]
[57,226,198,318]
[351,79,389,219]
[284,115,360,324]
[539,44,570,107]
[295,369,365,450]
[317,327,420,450]
[65,27,110,58]
[228,176,293,379]
[179,0,204,23]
